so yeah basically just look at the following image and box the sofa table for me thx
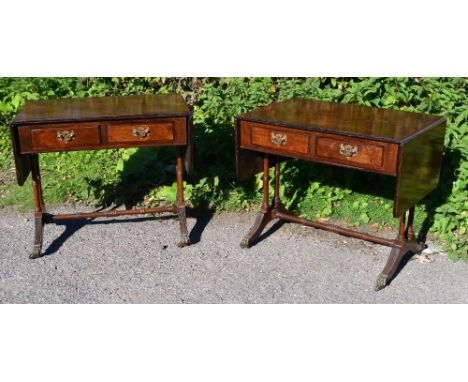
[235,98,446,290]
[11,93,193,258]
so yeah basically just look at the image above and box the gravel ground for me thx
[0,205,467,303]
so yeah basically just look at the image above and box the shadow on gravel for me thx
[42,218,88,257]
[249,219,286,247]
[42,214,179,257]
[41,209,214,257]
[386,250,419,287]
[187,208,214,245]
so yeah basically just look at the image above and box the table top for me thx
[13,93,190,125]
[237,98,446,143]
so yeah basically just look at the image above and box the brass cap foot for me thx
[239,239,250,249]
[177,238,190,248]
[374,274,388,291]
[29,249,42,259]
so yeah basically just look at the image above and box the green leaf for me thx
[360,213,370,224]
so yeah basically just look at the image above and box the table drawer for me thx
[106,118,186,145]
[28,123,101,151]
[315,134,398,175]
[240,121,311,157]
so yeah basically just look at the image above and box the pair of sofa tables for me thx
[10,94,446,290]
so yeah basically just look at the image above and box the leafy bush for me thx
[0,77,466,260]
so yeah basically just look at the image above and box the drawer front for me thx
[29,123,101,151]
[315,134,398,175]
[17,118,188,153]
[240,121,311,157]
[107,119,187,144]
[238,120,398,175]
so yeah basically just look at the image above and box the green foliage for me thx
[0,77,466,259]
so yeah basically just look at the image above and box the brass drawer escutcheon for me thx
[271,132,287,146]
[132,126,151,139]
[56,130,75,143]
[339,143,358,157]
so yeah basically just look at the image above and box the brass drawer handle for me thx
[56,130,75,143]
[132,126,151,139]
[271,132,287,146]
[339,143,358,157]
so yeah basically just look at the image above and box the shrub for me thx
[0,77,466,259]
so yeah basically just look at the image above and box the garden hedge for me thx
[0,77,466,259]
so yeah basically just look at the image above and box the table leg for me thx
[375,207,425,290]
[30,155,45,259]
[240,154,273,248]
[176,147,190,247]
[273,156,284,210]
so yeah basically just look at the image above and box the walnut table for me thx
[235,98,446,290]
[11,93,193,258]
